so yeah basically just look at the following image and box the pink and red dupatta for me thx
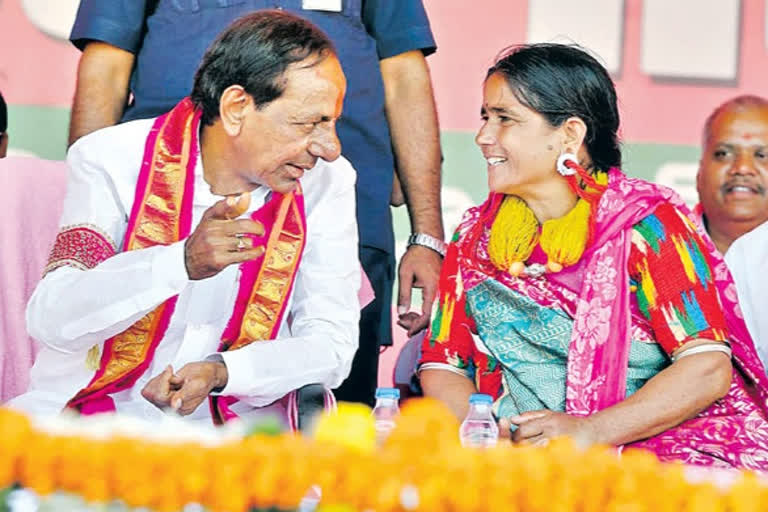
[458,169,768,469]
[567,170,768,469]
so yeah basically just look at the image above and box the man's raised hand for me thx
[184,192,265,280]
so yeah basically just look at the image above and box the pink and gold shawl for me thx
[59,98,326,428]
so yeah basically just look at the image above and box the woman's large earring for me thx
[556,152,579,176]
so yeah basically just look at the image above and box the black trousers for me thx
[333,246,394,407]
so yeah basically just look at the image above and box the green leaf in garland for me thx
[245,415,285,437]
[0,487,12,512]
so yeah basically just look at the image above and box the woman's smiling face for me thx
[475,72,562,197]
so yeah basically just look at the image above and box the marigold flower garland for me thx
[1,401,766,512]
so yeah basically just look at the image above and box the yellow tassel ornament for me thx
[487,171,608,276]
[540,198,592,272]
[488,196,539,276]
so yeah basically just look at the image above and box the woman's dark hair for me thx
[487,43,621,171]
[0,90,7,134]
[191,10,335,126]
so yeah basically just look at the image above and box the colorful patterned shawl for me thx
[456,169,768,469]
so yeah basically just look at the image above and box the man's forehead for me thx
[287,53,344,79]
[707,107,768,145]
[282,59,342,90]
[275,58,345,115]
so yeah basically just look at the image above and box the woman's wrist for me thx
[580,414,604,445]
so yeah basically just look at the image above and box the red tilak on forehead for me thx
[743,133,754,140]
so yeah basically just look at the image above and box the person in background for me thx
[10,12,360,425]
[695,95,768,255]
[695,95,768,369]
[66,0,445,406]
[419,44,768,470]
[0,90,8,158]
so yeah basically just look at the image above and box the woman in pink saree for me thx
[419,44,768,470]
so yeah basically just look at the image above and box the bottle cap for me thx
[375,387,400,400]
[468,393,492,405]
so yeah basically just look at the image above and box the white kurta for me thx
[10,118,361,422]
[725,220,768,372]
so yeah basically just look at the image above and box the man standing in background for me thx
[66,0,444,406]
[696,95,768,369]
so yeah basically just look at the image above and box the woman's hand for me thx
[500,410,598,448]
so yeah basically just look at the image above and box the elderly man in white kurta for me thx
[695,95,768,372]
[10,12,360,424]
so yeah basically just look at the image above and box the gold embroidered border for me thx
[69,105,196,406]
[91,113,194,389]
[232,193,305,350]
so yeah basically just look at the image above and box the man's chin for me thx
[271,179,299,194]
[719,202,768,222]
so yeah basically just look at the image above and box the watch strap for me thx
[407,233,447,257]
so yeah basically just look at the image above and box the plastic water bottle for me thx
[372,387,400,445]
[459,393,499,448]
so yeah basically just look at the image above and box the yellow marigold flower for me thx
[0,409,32,488]
[312,402,376,454]
[3,406,768,512]
[317,505,356,512]
[17,433,58,497]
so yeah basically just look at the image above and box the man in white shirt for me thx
[725,220,768,366]
[695,95,768,368]
[9,11,361,423]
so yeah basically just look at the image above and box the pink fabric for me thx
[358,268,374,309]
[212,190,308,424]
[69,101,200,414]
[690,203,747,325]
[45,226,117,273]
[564,170,768,470]
[455,169,768,470]
[0,156,69,402]
[218,191,305,346]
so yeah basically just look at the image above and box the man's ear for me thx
[561,116,588,154]
[0,132,8,158]
[218,86,250,137]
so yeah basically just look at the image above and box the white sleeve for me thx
[26,138,190,354]
[214,159,361,406]
[725,222,768,367]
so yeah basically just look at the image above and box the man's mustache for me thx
[721,179,766,195]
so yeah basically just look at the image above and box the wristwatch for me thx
[407,233,447,257]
